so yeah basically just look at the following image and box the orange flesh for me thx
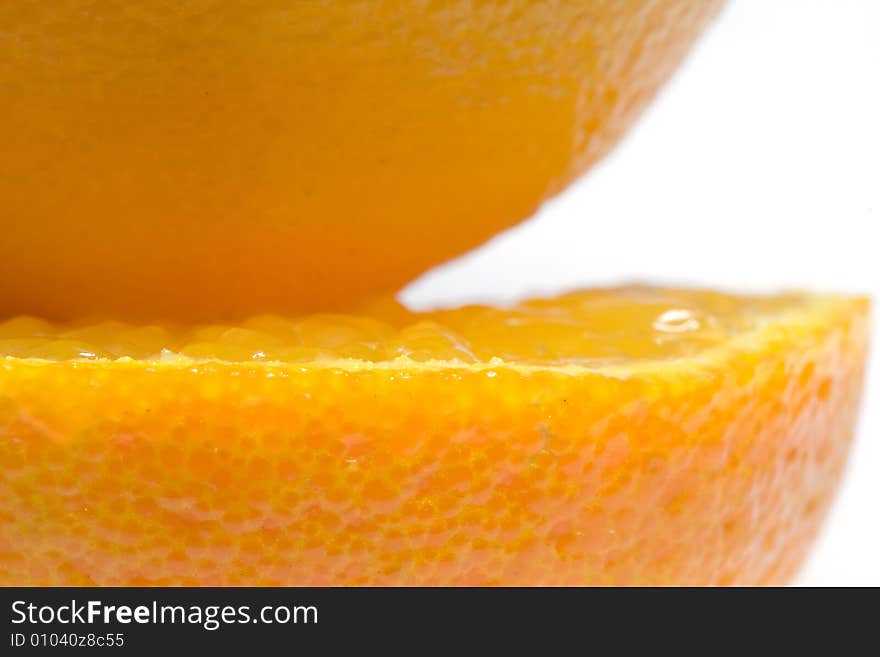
[0,288,869,585]
[0,287,839,365]
[0,0,866,589]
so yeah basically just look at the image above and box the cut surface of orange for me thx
[0,1,722,321]
[0,287,869,585]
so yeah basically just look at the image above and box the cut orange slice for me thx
[0,1,722,321]
[0,287,869,585]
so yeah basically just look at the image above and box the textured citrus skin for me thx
[0,289,868,585]
[0,1,721,322]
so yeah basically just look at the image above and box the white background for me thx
[403,0,879,585]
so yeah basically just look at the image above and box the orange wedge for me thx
[0,1,722,321]
[0,287,868,585]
